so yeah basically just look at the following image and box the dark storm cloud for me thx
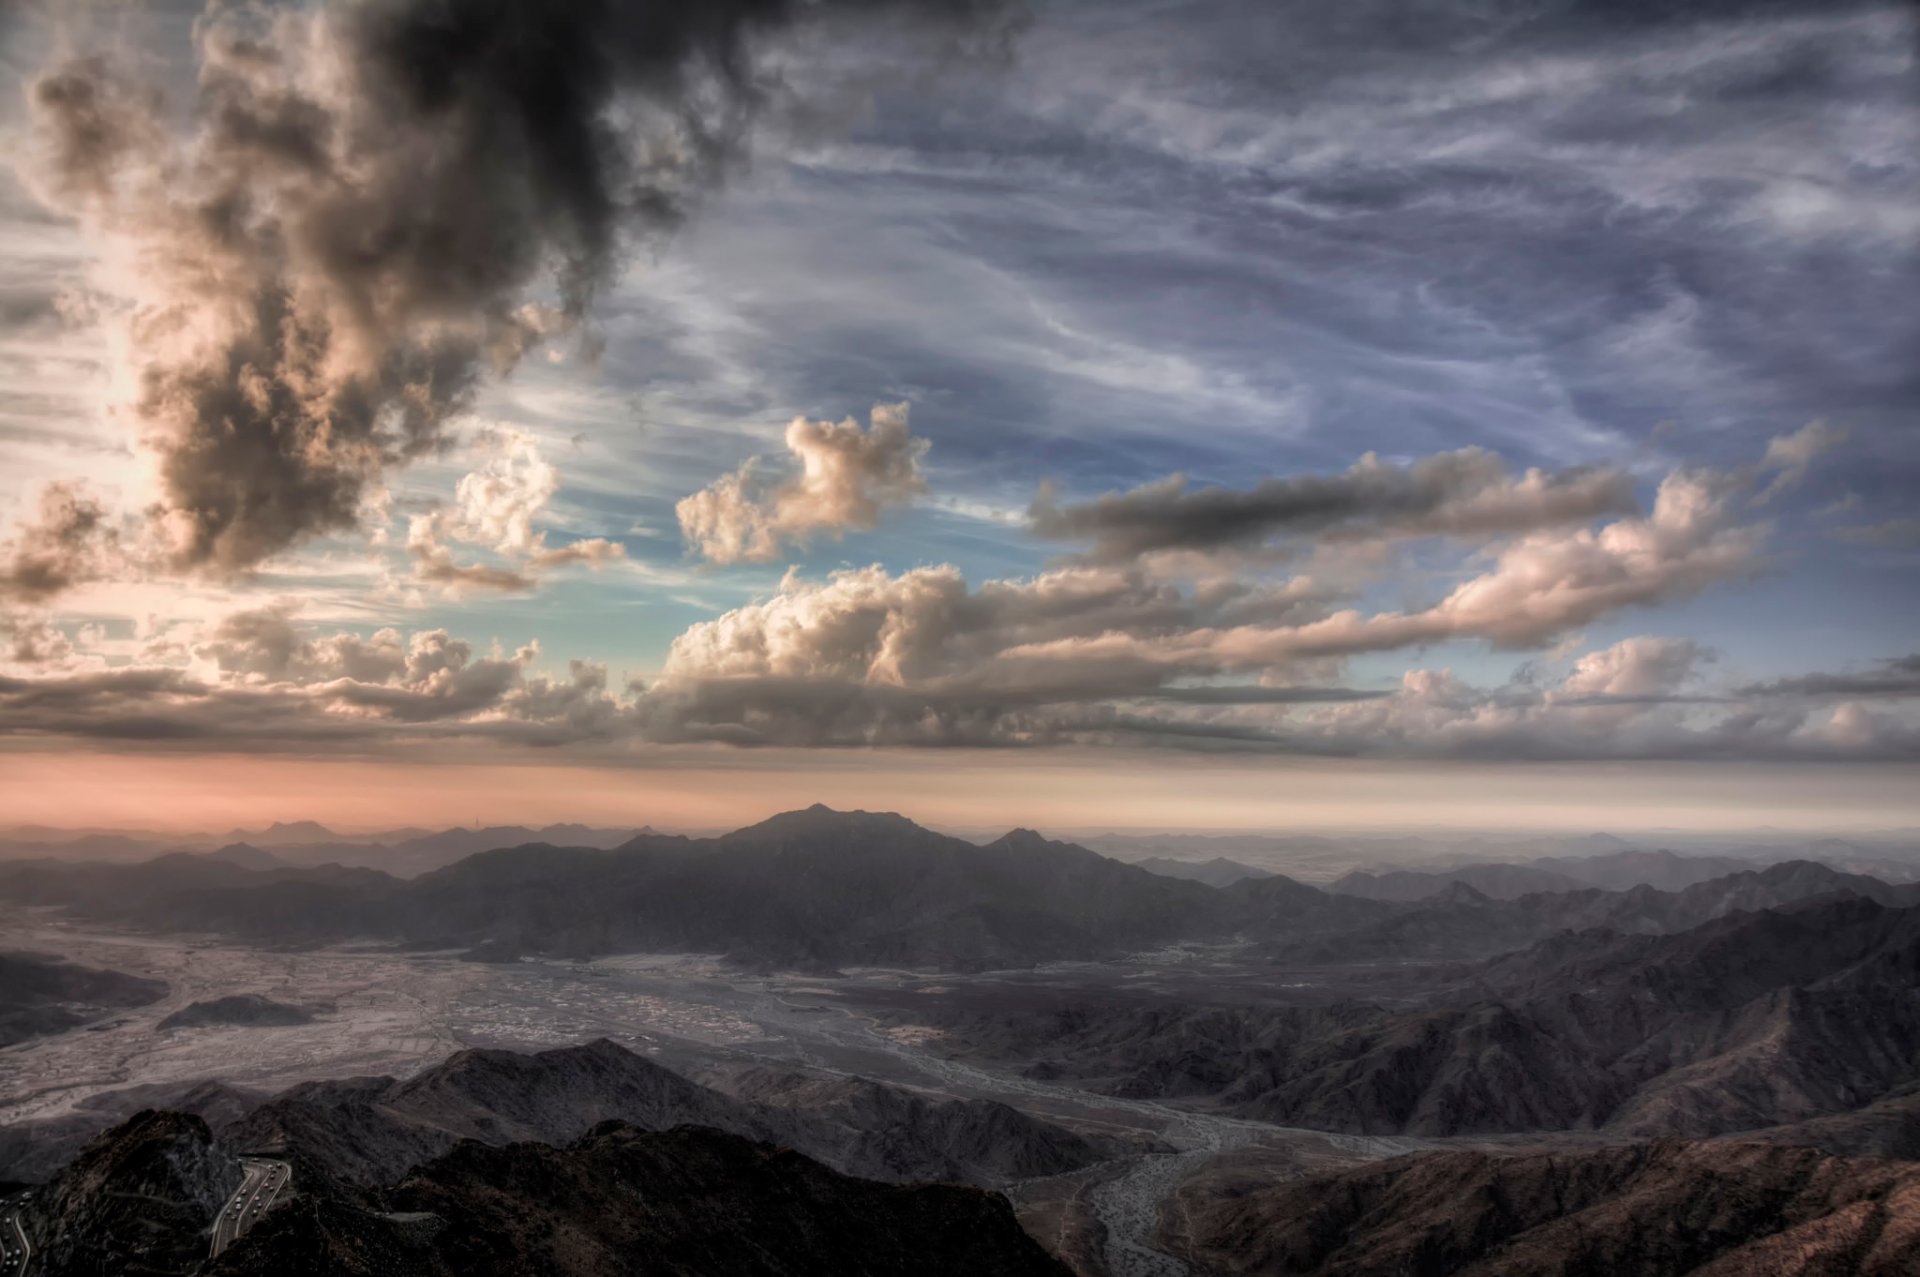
[20,0,1016,578]
[0,482,120,601]
[1030,449,1638,562]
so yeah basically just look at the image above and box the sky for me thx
[0,0,1914,833]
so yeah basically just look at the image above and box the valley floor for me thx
[0,913,1485,1275]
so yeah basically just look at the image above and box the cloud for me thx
[0,482,122,602]
[1740,654,1920,700]
[404,432,624,593]
[451,432,560,555]
[1029,448,1638,564]
[1002,466,1764,676]
[16,0,1012,581]
[677,402,929,563]
[1830,518,1920,548]
[1756,419,1848,502]
[0,600,1913,762]
[406,514,537,595]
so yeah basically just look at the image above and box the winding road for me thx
[210,1158,291,1259]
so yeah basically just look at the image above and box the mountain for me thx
[1164,1138,1920,1277]
[1130,855,1274,887]
[714,1066,1105,1185]
[385,809,1229,969]
[7,813,1913,974]
[24,1110,242,1276]
[1533,846,1756,891]
[219,1039,1099,1191]
[894,897,1920,1140]
[1271,859,1919,964]
[1329,862,1586,902]
[205,1122,1071,1277]
[225,821,346,846]
[159,995,318,1031]
[201,843,290,871]
[0,951,168,1046]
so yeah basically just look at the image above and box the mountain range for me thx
[1163,1138,1920,1276]
[5,810,1917,975]
[892,893,1920,1141]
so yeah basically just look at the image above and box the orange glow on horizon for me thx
[1,748,1914,836]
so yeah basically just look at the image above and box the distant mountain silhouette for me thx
[1130,855,1273,887]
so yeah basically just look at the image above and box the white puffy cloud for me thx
[677,402,928,564]
[405,432,624,593]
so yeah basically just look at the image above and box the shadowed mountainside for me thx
[224,1038,1102,1191]
[0,951,168,1047]
[889,896,1920,1139]
[206,1121,1072,1277]
[25,1110,242,1276]
[1164,1138,1920,1277]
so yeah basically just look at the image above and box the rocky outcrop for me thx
[29,1110,242,1276]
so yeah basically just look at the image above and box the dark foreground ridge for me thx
[20,1095,1069,1277]
[209,1123,1070,1277]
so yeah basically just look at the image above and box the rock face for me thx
[1166,1139,1920,1277]
[29,1110,242,1276]
[207,1123,1072,1277]
[158,995,316,1030]
[222,1039,1099,1190]
[0,951,168,1046]
[902,898,1920,1139]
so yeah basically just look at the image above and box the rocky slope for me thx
[716,1066,1105,1185]
[221,1038,1100,1190]
[1164,1138,1920,1277]
[206,1122,1071,1276]
[25,1110,242,1276]
[0,950,168,1046]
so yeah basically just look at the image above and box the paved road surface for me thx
[210,1158,291,1259]
[2,1198,33,1277]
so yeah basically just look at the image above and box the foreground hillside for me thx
[1165,1139,1920,1277]
[21,1104,1069,1277]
